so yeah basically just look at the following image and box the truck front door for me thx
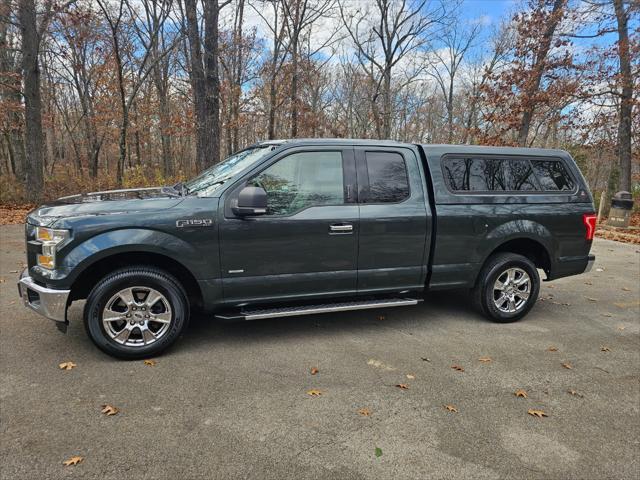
[218,147,359,304]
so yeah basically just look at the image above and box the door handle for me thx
[329,223,353,234]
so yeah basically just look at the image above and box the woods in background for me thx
[0,0,638,203]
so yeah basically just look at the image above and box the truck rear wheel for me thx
[84,266,189,359]
[473,253,540,323]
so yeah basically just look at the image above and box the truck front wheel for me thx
[84,266,189,359]
[473,253,540,323]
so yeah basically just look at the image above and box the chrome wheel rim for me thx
[102,287,172,347]
[493,267,531,314]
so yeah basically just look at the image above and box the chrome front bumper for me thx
[18,270,70,323]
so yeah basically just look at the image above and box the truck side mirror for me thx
[232,186,267,217]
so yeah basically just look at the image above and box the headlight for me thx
[35,227,70,269]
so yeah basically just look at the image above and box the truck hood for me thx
[27,187,185,227]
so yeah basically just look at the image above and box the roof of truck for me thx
[255,139,570,157]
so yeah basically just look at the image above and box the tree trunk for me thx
[203,0,221,166]
[19,0,44,201]
[231,0,244,152]
[382,67,392,139]
[185,0,221,169]
[516,0,565,147]
[613,0,632,192]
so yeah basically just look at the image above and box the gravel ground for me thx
[1,224,639,480]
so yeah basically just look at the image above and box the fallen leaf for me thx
[602,313,613,317]
[395,383,409,390]
[618,325,625,331]
[451,365,464,372]
[622,287,631,292]
[101,405,119,416]
[600,346,611,352]
[143,359,157,366]
[567,389,584,398]
[357,408,371,416]
[515,389,528,398]
[63,456,83,466]
[527,409,548,418]
[406,374,415,379]
[546,284,555,289]
[596,267,604,272]
[420,357,431,362]
[478,357,492,363]
[584,281,593,285]
[547,346,558,352]
[8,270,17,273]
[0,278,5,283]
[375,447,383,458]
[306,389,323,396]
[586,297,598,302]
[377,315,386,321]
[58,361,76,371]
[310,367,319,375]
[444,404,458,413]
[562,362,573,370]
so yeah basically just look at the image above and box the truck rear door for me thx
[354,146,431,293]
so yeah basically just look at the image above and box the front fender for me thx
[38,228,209,288]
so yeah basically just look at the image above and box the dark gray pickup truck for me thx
[19,140,596,358]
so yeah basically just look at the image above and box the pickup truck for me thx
[18,140,596,359]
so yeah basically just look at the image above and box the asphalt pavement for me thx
[1,224,639,480]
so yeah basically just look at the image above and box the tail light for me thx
[582,213,597,240]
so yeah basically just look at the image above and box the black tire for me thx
[472,253,540,323]
[83,266,189,359]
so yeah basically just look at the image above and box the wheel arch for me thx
[69,251,203,311]
[480,237,552,284]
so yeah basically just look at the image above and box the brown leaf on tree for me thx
[58,361,76,371]
[143,359,157,366]
[395,383,409,390]
[63,456,83,466]
[600,346,611,352]
[478,356,492,363]
[562,362,573,369]
[357,407,371,416]
[567,389,584,398]
[306,389,323,396]
[310,367,319,375]
[547,346,558,352]
[514,389,528,398]
[101,405,119,416]
[444,404,458,413]
[527,409,548,418]
[451,365,464,372]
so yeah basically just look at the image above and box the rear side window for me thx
[442,157,537,192]
[362,151,410,203]
[531,160,574,191]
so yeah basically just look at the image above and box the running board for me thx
[214,298,421,321]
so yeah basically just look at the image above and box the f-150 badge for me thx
[176,219,213,228]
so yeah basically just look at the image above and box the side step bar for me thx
[215,298,421,321]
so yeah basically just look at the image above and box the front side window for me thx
[531,160,574,191]
[250,151,344,216]
[362,151,410,203]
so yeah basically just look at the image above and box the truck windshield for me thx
[185,145,279,197]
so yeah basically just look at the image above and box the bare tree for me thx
[427,18,480,143]
[184,0,230,170]
[340,0,445,139]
